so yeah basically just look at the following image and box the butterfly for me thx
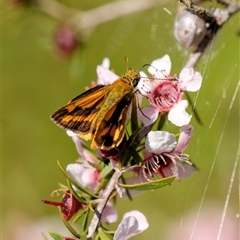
[51,69,141,150]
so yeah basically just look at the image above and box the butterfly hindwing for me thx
[51,85,109,139]
[92,92,133,149]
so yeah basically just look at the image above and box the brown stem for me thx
[34,0,168,32]
[87,170,122,239]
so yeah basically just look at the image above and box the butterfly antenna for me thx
[139,64,171,81]
[139,63,158,72]
[125,56,129,70]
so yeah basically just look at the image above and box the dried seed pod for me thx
[174,9,207,48]
[42,190,84,221]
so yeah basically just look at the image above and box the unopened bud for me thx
[174,9,207,48]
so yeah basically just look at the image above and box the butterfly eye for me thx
[132,76,140,87]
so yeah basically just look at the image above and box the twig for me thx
[179,0,215,21]
[34,0,168,32]
[87,170,122,240]
[180,0,240,68]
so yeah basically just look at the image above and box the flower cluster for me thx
[44,55,202,240]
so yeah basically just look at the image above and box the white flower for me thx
[114,211,149,240]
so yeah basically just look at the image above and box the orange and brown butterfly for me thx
[51,68,141,150]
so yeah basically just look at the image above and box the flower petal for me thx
[174,125,194,152]
[66,130,84,157]
[148,54,172,76]
[102,201,118,223]
[96,65,119,85]
[123,211,149,231]
[138,106,159,126]
[145,131,177,154]
[178,68,202,92]
[160,161,196,179]
[137,71,152,97]
[66,163,98,189]
[114,216,138,240]
[114,211,148,240]
[168,100,192,127]
[101,57,110,69]
[176,162,197,179]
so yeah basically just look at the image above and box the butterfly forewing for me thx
[51,85,108,139]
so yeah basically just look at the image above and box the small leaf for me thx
[128,127,142,147]
[95,176,110,194]
[98,164,113,179]
[131,94,139,133]
[97,228,112,240]
[118,176,175,191]
[157,113,167,130]
[82,208,90,232]
[48,230,64,240]
[129,147,142,165]
[87,160,104,171]
[72,209,88,224]
[66,179,87,204]
[62,216,80,239]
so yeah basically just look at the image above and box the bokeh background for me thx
[3,0,239,239]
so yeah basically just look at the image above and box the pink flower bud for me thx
[54,26,79,56]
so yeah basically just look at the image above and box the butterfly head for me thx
[123,69,141,87]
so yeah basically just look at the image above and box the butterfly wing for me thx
[92,92,133,149]
[51,85,109,140]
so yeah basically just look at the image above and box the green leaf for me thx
[72,209,88,224]
[131,94,139,133]
[57,160,97,198]
[48,230,64,240]
[118,176,175,191]
[82,208,90,232]
[98,164,113,179]
[128,127,142,147]
[95,175,110,194]
[157,112,166,130]
[97,228,112,240]
[129,147,142,165]
[62,217,80,239]
[66,179,87,204]
[87,160,104,171]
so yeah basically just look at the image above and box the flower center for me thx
[141,153,171,180]
[152,81,180,111]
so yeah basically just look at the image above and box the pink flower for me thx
[138,55,202,126]
[134,125,196,180]
[66,131,118,223]
[66,131,100,190]
[66,162,99,190]
[114,211,149,240]
[96,58,119,85]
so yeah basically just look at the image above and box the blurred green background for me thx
[3,0,239,239]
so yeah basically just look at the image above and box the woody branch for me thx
[180,0,240,68]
